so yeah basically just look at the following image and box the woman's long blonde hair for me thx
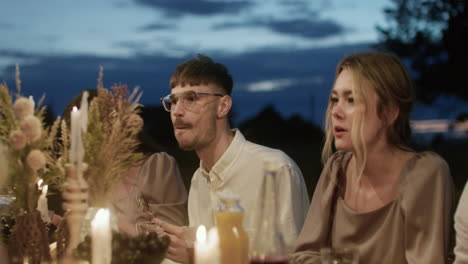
[322,52,414,176]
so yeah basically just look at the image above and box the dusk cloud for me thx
[138,22,177,32]
[134,0,252,16]
[267,18,345,39]
[0,43,370,123]
[214,18,345,39]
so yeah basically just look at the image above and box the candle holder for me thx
[58,163,89,263]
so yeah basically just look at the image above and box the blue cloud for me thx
[268,18,344,39]
[134,0,252,16]
[138,22,177,32]
[214,18,345,39]
[0,42,371,125]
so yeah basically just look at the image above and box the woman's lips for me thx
[334,126,347,137]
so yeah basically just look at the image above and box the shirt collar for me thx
[199,129,245,184]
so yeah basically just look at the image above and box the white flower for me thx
[13,96,35,119]
[20,115,43,142]
[26,149,46,171]
[9,130,27,150]
[0,143,8,186]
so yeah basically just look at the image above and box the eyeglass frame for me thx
[160,91,226,112]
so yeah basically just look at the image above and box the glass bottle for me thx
[250,160,288,264]
[215,192,249,264]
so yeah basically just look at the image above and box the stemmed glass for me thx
[0,187,16,216]
[135,192,165,235]
[320,247,359,264]
[135,192,154,219]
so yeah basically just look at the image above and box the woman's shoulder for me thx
[404,151,449,176]
[144,152,178,166]
[400,151,451,192]
[321,151,352,183]
[325,151,352,171]
[139,152,180,176]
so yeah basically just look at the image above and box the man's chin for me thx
[178,143,195,151]
[176,139,196,151]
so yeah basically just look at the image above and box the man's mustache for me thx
[173,119,192,128]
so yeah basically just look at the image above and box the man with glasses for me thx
[155,54,309,263]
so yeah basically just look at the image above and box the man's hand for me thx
[153,218,194,264]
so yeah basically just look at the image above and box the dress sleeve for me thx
[136,152,189,226]
[454,182,468,263]
[289,153,343,264]
[401,152,453,264]
[276,161,310,251]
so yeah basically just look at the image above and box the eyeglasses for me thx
[161,91,225,112]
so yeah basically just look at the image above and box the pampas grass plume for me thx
[9,130,27,150]
[128,114,143,130]
[20,115,43,142]
[13,96,35,120]
[26,149,46,171]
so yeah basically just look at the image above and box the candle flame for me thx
[196,225,207,243]
[37,179,43,189]
[92,208,110,228]
[72,106,78,112]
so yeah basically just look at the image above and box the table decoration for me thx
[91,208,111,264]
[55,90,90,263]
[0,66,62,264]
[77,68,143,207]
[36,180,51,223]
[52,69,144,263]
[194,225,220,264]
[73,228,169,264]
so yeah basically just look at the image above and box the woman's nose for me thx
[332,103,344,119]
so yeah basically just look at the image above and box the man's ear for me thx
[217,95,232,118]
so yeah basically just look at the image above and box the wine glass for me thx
[320,247,359,264]
[0,187,16,216]
[135,192,155,219]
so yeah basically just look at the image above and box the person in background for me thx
[454,182,468,263]
[154,54,310,263]
[290,52,453,264]
[111,130,188,235]
[63,90,188,235]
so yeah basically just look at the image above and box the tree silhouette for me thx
[376,0,468,103]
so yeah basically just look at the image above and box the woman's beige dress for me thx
[111,152,188,235]
[290,151,453,264]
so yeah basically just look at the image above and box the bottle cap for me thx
[217,190,240,202]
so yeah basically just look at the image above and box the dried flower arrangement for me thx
[0,66,61,214]
[0,66,61,263]
[59,68,144,206]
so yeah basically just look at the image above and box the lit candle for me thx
[36,184,50,223]
[195,225,220,264]
[79,91,89,133]
[69,106,80,164]
[91,208,112,264]
[69,91,88,168]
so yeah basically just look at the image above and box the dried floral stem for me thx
[0,67,62,214]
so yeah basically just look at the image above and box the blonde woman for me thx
[290,52,453,263]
